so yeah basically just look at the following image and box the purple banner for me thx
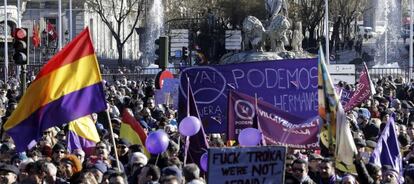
[179,59,318,133]
[344,65,372,111]
[228,90,320,149]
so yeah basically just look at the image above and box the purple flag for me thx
[369,118,402,182]
[344,63,373,111]
[340,88,354,107]
[228,90,320,149]
[183,81,209,169]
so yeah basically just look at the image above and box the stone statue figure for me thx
[291,22,304,52]
[265,0,288,20]
[242,16,266,51]
[266,15,291,52]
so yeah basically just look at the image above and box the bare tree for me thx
[290,0,325,42]
[87,0,144,65]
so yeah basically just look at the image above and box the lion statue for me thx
[242,16,266,52]
[266,15,291,52]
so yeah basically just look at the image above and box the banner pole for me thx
[105,109,121,171]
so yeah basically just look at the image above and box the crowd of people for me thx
[0,71,413,184]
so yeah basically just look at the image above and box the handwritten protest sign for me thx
[179,59,318,133]
[207,146,286,184]
[155,78,180,109]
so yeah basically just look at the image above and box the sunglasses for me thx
[293,168,304,173]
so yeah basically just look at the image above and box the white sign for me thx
[327,64,356,84]
[225,30,242,50]
[169,29,189,57]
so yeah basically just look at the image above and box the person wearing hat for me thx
[52,143,67,166]
[357,108,371,128]
[0,164,19,184]
[308,153,323,182]
[128,152,148,177]
[59,154,82,180]
[354,138,371,164]
[161,165,183,183]
[89,161,107,183]
[117,138,131,165]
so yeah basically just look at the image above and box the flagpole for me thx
[325,0,330,65]
[183,76,190,165]
[410,0,413,80]
[254,93,266,146]
[105,109,121,171]
[4,1,8,82]
[17,0,20,27]
[58,0,62,50]
[69,0,73,40]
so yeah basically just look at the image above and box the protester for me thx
[4,48,414,184]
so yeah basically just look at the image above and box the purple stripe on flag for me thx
[67,130,97,151]
[369,118,403,182]
[7,83,107,151]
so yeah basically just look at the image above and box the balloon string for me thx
[155,154,160,165]
[183,136,190,165]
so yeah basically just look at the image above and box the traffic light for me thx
[154,36,169,69]
[182,47,188,60]
[13,28,29,65]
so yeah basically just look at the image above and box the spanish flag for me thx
[120,108,147,146]
[120,108,150,157]
[4,28,107,151]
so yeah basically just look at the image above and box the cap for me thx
[162,166,182,181]
[52,143,66,153]
[117,138,131,147]
[129,152,148,166]
[358,108,371,120]
[366,140,377,149]
[92,161,108,174]
[0,164,19,175]
[308,153,323,161]
[354,138,366,147]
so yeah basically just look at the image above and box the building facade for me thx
[1,0,145,65]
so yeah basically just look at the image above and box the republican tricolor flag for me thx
[4,28,107,151]
[67,115,101,155]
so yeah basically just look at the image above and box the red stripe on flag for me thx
[121,108,147,143]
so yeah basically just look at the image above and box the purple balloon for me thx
[179,116,201,136]
[238,128,262,147]
[145,130,170,154]
[200,152,208,171]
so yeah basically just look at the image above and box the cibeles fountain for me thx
[220,0,312,64]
